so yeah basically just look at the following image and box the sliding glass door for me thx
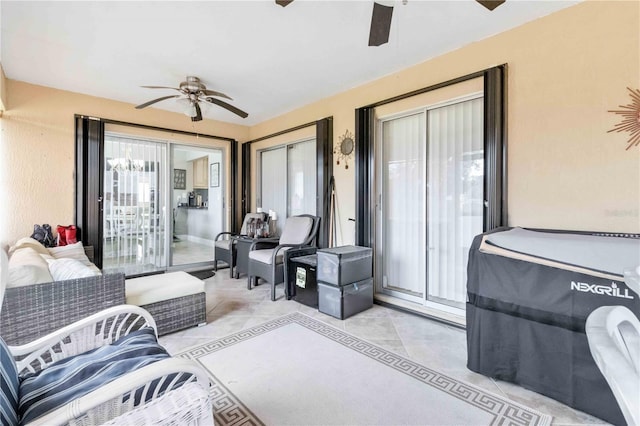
[377,96,483,314]
[258,138,316,234]
[103,135,168,274]
[102,134,229,275]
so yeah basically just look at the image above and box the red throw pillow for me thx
[56,225,78,246]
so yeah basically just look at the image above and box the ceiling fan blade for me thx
[276,0,294,6]
[191,102,203,122]
[140,85,183,92]
[201,89,232,100]
[203,97,249,118]
[135,95,181,109]
[476,0,506,11]
[369,2,394,47]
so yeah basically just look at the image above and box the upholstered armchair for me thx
[0,251,213,425]
[247,214,320,301]
[214,212,268,278]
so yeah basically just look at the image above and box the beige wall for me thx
[0,64,6,113]
[247,0,640,243]
[0,81,248,246]
[1,0,638,248]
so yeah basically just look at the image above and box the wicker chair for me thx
[585,266,640,426]
[214,212,268,278]
[247,214,320,301]
[0,251,214,426]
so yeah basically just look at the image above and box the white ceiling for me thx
[1,0,579,126]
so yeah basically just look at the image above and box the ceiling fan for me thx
[135,76,248,122]
[276,0,506,47]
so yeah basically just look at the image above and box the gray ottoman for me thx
[125,271,206,336]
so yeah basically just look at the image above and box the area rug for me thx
[188,269,216,280]
[177,312,551,426]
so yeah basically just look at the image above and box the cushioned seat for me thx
[125,271,204,306]
[18,328,183,424]
[248,247,290,265]
[125,271,206,335]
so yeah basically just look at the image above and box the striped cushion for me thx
[0,337,19,426]
[18,328,176,424]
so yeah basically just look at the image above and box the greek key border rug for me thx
[178,312,551,426]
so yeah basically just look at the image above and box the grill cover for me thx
[466,227,640,425]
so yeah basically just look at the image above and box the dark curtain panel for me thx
[355,108,374,247]
[230,140,239,233]
[483,65,507,231]
[241,141,252,230]
[75,116,105,268]
[316,117,333,248]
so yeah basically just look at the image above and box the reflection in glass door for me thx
[103,135,167,274]
[171,145,225,267]
[377,96,484,315]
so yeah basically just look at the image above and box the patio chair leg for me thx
[247,276,252,290]
[271,282,276,301]
[230,266,234,279]
[213,261,218,272]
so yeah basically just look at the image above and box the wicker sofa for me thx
[1,272,126,345]
[0,241,126,345]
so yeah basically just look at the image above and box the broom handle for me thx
[328,177,335,247]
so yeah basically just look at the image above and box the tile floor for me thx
[158,271,606,425]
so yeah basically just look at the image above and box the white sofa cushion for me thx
[7,247,54,287]
[47,258,96,281]
[8,237,50,257]
[125,271,205,306]
[48,242,101,275]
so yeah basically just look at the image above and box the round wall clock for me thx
[335,130,355,169]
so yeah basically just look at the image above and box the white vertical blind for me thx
[382,113,426,296]
[287,139,317,217]
[427,97,483,308]
[103,135,167,273]
[260,147,287,234]
[260,139,316,235]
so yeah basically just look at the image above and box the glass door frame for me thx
[75,115,238,277]
[355,65,507,323]
[374,93,483,317]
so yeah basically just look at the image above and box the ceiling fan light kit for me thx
[135,76,248,122]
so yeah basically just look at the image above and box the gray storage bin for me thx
[318,278,373,320]
[317,245,373,286]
